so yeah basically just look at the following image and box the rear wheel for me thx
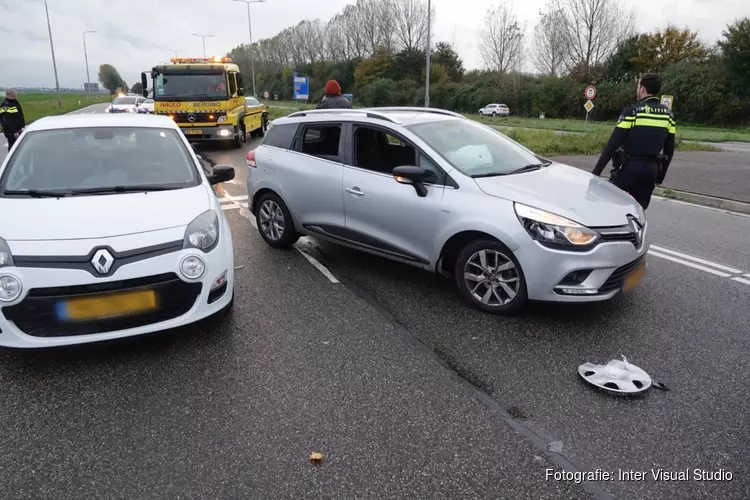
[257,116,267,137]
[454,239,528,315]
[256,193,299,249]
[492,112,497,117]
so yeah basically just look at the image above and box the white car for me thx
[478,103,510,116]
[0,114,236,348]
[105,95,145,114]
[137,98,155,114]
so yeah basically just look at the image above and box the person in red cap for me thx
[316,80,352,109]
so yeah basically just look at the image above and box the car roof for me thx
[272,107,463,128]
[25,114,180,132]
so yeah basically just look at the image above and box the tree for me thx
[431,42,465,81]
[552,0,635,81]
[130,82,143,95]
[532,6,567,76]
[98,64,127,94]
[718,17,750,98]
[479,3,524,73]
[393,0,430,52]
[354,49,392,89]
[602,34,643,82]
[631,26,708,74]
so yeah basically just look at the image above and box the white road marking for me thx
[731,277,750,286]
[744,274,750,278]
[647,250,733,277]
[221,204,241,211]
[649,245,743,273]
[651,196,750,219]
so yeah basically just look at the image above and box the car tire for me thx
[453,239,528,315]
[492,112,497,117]
[255,193,299,249]
[233,124,246,148]
[258,116,267,137]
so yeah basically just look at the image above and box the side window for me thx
[419,153,446,185]
[353,126,416,175]
[228,73,238,96]
[236,73,244,94]
[299,124,342,161]
[262,123,298,149]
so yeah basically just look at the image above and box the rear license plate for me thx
[623,262,647,292]
[185,129,203,135]
[57,290,158,322]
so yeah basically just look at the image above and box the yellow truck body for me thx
[141,57,267,148]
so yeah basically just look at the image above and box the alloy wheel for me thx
[259,200,285,241]
[463,249,520,306]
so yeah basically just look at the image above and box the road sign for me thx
[263,90,269,99]
[584,85,597,100]
[584,99,595,113]
[660,95,674,110]
[343,93,353,103]
[292,72,309,101]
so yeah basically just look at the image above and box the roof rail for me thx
[286,108,398,123]
[364,106,466,119]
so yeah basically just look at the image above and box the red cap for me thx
[324,80,342,95]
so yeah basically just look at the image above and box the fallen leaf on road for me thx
[309,452,324,465]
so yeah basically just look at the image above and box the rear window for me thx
[112,97,136,105]
[1,127,201,196]
[261,122,298,150]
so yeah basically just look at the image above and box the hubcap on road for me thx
[259,200,285,240]
[463,249,519,306]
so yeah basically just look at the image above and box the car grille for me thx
[598,255,646,294]
[599,232,639,247]
[159,113,221,123]
[1,273,202,337]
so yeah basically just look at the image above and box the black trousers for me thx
[5,133,16,151]
[612,161,659,209]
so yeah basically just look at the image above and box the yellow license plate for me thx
[623,262,647,292]
[185,129,203,135]
[60,290,157,321]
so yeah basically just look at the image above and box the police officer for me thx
[591,73,675,209]
[1,89,26,151]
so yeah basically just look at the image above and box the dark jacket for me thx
[316,94,352,110]
[0,98,25,136]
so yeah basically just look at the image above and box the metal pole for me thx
[202,37,206,58]
[425,0,431,107]
[44,0,61,108]
[168,49,183,58]
[83,31,95,99]
[246,2,257,97]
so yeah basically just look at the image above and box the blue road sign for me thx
[343,93,353,103]
[292,71,309,100]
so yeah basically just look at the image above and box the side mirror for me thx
[140,72,149,98]
[393,166,428,197]
[208,164,235,185]
[238,88,245,97]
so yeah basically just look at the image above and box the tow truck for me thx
[140,56,268,148]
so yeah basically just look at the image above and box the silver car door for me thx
[341,124,445,266]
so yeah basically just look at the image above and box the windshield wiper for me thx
[3,189,70,198]
[69,185,178,195]
[506,163,546,175]
[471,172,508,178]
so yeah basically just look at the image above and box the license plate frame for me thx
[57,289,158,322]
[184,129,203,135]
[623,262,647,292]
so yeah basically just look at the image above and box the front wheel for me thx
[233,124,246,148]
[454,239,528,315]
[257,116,268,137]
[255,193,299,249]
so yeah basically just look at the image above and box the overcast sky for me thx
[0,0,747,89]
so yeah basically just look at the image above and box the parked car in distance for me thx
[478,103,510,116]
[0,114,236,348]
[245,107,649,315]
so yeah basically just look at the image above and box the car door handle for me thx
[345,187,364,196]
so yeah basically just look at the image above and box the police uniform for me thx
[0,96,26,151]
[592,96,676,209]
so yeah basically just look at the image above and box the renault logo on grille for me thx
[187,114,196,122]
[92,249,115,275]
[628,216,643,248]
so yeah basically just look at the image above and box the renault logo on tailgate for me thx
[92,249,115,275]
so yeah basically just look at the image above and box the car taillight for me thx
[247,149,257,168]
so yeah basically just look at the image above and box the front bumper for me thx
[515,222,651,302]
[0,245,233,348]
[177,124,236,142]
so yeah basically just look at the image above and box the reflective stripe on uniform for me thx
[616,117,634,129]
[3,107,19,113]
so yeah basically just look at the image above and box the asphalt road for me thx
[1,114,749,499]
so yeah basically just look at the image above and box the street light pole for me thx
[231,0,266,98]
[83,30,96,99]
[424,0,431,107]
[43,0,61,108]
[193,33,214,58]
[168,48,183,58]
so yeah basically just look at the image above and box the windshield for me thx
[407,119,542,177]
[155,72,228,100]
[112,97,136,105]
[144,99,154,104]
[0,127,201,197]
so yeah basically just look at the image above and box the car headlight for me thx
[0,274,22,302]
[183,210,220,252]
[515,203,599,249]
[179,255,205,280]
[0,236,14,268]
[217,116,227,123]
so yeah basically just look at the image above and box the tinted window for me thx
[419,153,445,185]
[353,125,416,175]
[229,73,238,95]
[407,119,539,177]
[300,124,341,160]
[112,97,136,105]
[155,72,227,99]
[262,123,298,149]
[1,127,200,196]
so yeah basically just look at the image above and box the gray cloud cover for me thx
[0,0,747,88]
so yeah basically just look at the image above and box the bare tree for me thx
[552,0,635,78]
[393,0,429,52]
[479,3,524,73]
[532,6,567,76]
